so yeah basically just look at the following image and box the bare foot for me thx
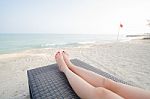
[55,51,68,72]
[62,51,74,68]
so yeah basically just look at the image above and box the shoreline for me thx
[0,40,150,99]
[0,36,130,55]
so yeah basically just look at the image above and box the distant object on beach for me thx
[126,33,150,39]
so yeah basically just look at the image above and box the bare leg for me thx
[62,51,112,88]
[55,52,123,99]
[62,51,150,99]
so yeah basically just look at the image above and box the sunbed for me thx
[27,59,129,99]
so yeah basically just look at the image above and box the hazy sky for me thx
[0,0,150,34]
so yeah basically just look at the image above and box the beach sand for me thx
[0,40,150,99]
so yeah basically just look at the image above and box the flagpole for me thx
[117,26,120,41]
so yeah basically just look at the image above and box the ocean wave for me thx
[41,43,63,47]
[77,41,96,44]
[40,41,96,48]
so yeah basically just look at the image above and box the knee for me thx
[104,78,112,90]
[92,87,108,99]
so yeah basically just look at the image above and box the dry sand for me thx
[0,40,150,99]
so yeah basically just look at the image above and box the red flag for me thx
[120,24,123,28]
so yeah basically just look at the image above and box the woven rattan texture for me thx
[27,59,129,99]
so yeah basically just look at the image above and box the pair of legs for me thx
[55,51,150,99]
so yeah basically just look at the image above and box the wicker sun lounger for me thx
[27,59,129,99]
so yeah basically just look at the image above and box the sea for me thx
[0,33,128,54]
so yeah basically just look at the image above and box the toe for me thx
[55,51,60,58]
[62,51,69,58]
[63,51,69,56]
[62,51,65,53]
[57,52,60,56]
[55,53,57,59]
[62,51,66,56]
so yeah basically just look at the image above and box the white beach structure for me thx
[143,33,150,39]
[126,33,150,39]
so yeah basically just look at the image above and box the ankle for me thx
[63,67,69,74]
[67,61,74,67]
[68,64,77,72]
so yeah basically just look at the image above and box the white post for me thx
[117,26,120,41]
